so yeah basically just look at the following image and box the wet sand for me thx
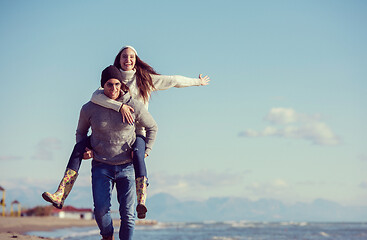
[0,216,97,240]
[0,216,157,240]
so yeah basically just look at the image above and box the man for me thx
[76,65,158,240]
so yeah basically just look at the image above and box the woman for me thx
[78,65,157,240]
[42,45,210,219]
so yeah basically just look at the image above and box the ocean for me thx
[28,221,367,240]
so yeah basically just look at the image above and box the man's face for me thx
[103,78,121,100]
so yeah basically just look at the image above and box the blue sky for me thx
[0,0,366,209]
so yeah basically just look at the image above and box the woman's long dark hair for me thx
[114,48,158,103]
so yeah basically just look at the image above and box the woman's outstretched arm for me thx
[151,74,210,91]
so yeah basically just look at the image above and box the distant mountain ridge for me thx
[4,186,367,222]
[147,193,367,222]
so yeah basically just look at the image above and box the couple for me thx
[42,46,210,240]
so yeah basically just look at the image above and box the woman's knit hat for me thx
[101,65,123,87]
[120,45,138,56]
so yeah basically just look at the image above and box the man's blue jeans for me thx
[91,161,135,240]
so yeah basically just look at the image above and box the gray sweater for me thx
[76,92,158,165]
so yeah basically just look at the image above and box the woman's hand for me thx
[83,147,93,159]
[120,104,135,124]
[199,74,210,86]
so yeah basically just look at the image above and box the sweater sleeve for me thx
[134,102,158,155]
[90,88,122,112]
[151,74,201,91]
[75,105,91,143]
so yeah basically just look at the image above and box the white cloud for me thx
[248,179,289,190]
[0,155,23,161]
[265,108,298,124]
[0,177,51,195]
[149,169,250,200]
[31,137,62,160]
[297,122,339,145]
[245,179,293,200]
[273,179,288,187]
[358,154,367,161]
[238,129,259,137]
[239,108,340,146]
[262,126,278,136]
[359,181,367,189]
[0,177,93,208]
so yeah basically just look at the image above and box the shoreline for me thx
[0,216,97,240]
[0,216,157,240]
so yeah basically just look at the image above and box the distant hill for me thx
[146,193,367,222]
[5,185,367,222]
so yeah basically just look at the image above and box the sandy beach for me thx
[0,216,98,240]
[0,216,157,240]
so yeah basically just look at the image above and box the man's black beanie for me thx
[101,65,123,87]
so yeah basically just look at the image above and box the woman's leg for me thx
[132,135,149,219]
[42,137,91,209]
[116,163,136,240]
[67,136,92,172]
[132,135,147,178]
[92,161,115,239]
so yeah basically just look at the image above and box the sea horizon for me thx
[28,220,367,240]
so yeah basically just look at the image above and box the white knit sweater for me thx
[91,70,201,136]
[91,69,201,110]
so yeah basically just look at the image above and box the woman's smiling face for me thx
[119,48,136,71]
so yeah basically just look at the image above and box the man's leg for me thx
[92,161,115,238]
[116,163,135,240]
